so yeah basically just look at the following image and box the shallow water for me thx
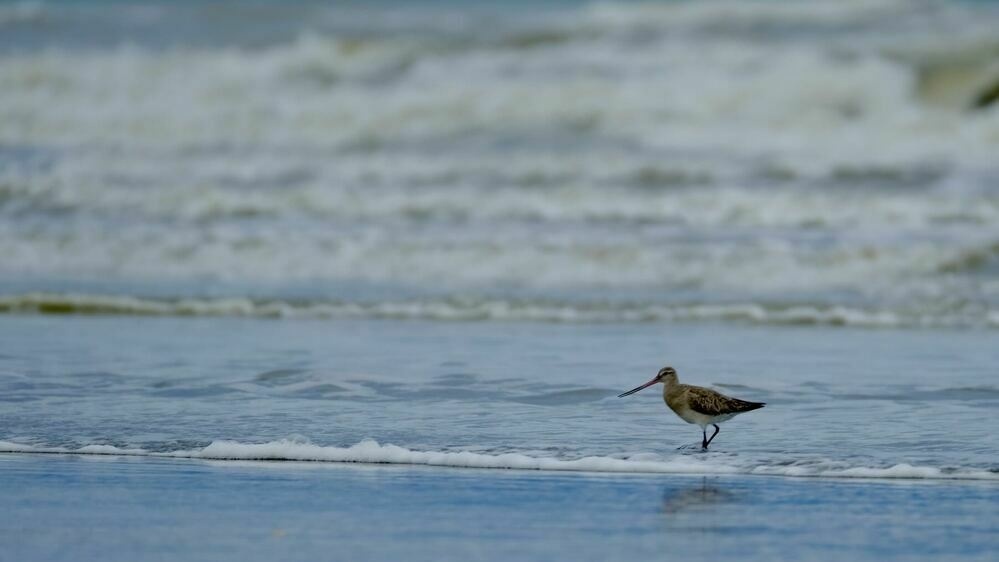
[2,316,996,480]
[2,454,996,562]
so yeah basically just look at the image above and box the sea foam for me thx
[3,0,999,326]
[4,292,990,328]
[2,439,996,481]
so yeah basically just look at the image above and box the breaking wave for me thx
[3,0,999,327]
[3,292,997,328]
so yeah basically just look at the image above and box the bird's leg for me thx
[701,428,708,449]
[704,424,721,448]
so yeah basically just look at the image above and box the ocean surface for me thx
[2,0,999,560]
[4,455,998,562]
[3,315,999,478]
[3,0,999,329]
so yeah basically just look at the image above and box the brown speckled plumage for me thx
[674,385,765,417]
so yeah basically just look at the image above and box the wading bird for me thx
[618,366,765,449]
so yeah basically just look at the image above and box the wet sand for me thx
[3,453,996,562]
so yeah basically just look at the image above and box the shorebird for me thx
[618,366,765,449]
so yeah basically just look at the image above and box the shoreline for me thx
[4,452,996,562]
[3,442,996,483]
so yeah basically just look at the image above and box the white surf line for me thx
[1,440,997,481]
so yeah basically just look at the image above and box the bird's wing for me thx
[686,387,764,416]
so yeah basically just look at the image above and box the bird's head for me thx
[656,366,678,385]
[618,365,678,398]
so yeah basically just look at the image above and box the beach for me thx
[3,452,997,562]
[2,0,999,559]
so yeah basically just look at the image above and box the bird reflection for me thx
[660,478,738,515]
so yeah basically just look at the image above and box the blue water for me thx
[2,454,997,562]
[2,315,997,477]
[3,0,999,559]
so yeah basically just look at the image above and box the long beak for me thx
[617,377,659,398]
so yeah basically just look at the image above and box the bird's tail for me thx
[737,400,766,412]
